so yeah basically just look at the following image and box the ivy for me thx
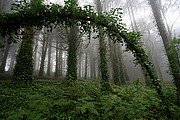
[0,0,172,118]
[12,27,34,86]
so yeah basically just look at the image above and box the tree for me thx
[66,24,79,82]
[13,0,43,85]
[0,41,10,73]
[47,34,52,76]
[96,0,111,92]
[8,43,19,73]
[167,37,180,104]
[54,37,60,77]
[13,27,34,85]
[0,0,171,117]
[0,0,14,73]
[39,30,48,76]
[149,0,180,104]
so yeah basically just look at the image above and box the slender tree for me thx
[39,30,48,76]
[54,38,60,77]
[8,43,18,73]
[0,42,10,73]
[0,0,14,73]
[149,0,180,103]
[47,36,52,76]
[96,0,111,91]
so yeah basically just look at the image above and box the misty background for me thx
[0,0,180,84]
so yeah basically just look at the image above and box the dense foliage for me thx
[0,80,179,120]
[0,0,162,95]
[0,0,173,118]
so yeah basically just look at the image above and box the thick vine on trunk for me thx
[13,27,34,86]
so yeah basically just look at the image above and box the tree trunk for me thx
[33,35,39,73]
[39,32,48,76]
[96,0,111,92]
[108,38,115,83]
[47,38,52,76]
[117,44,128,84]
[66,25,78,81]
[84,52,88,79]
[0,42,10,73]
[54,38,59,77]
[8,43,18,73]
[13,27,34,85]
[149,0,180,103]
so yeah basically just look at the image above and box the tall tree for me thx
[0,0,14,73]
[39,30,48,76]
[0,41,10,73]
[54,38,60,77]
[13,0,43,85]
[84,52,88,79]
[47,35,52,76]
[13,27,34,85]
[96,0,111,92]
[66,25,79,81]
[8,43,19,73]
[149,0,180,103]
[65,0,80,82]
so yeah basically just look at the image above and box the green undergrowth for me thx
[0,80,179,120]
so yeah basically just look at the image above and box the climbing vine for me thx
[0,0,172,118]
[12,27,34,86]
[167,37,180,104]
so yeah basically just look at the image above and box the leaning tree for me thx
[0,0,173,118]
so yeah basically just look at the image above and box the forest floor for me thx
[0,79,179,120]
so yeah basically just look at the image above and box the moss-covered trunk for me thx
[13,27,34,86]
[99,29,111,92]
[66,25,78,81]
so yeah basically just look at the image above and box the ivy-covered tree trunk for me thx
[13,27,34,85]
[66,25,78,81]
[167,38,180,104]
[149,0,180,104]
[96,0,111,92]
[99,28,112,91]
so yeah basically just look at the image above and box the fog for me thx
[0,0,180,84]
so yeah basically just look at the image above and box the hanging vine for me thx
[0,0,172,118]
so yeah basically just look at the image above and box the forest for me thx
[0,0,180,119]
